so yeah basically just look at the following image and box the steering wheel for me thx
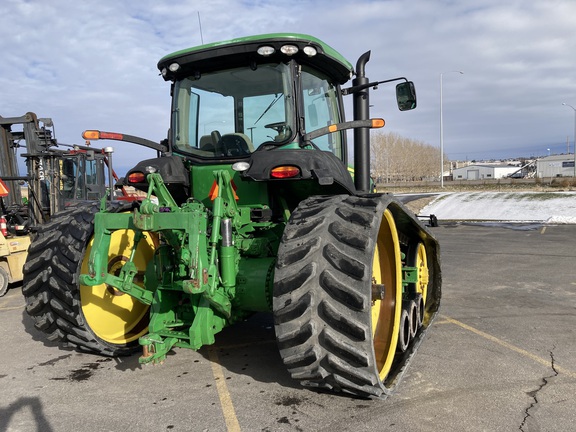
[264,122,287,133]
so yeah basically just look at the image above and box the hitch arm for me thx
[79,212,153,305]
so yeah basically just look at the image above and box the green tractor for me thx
[22,33,440,398]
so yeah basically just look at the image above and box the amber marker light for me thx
[372,118,385,128]
[82,130,125,141]
[270,166,300,179]
[82,130,101,140]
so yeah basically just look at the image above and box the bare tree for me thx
[370,131,446,182]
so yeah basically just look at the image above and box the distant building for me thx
[536,154,575,178]
[452,164,518,180]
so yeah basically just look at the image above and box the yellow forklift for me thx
[0,178,30,296]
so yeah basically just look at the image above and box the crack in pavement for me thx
[519,349,559,432]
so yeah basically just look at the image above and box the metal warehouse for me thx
[452,164,518,180]
[536,154,576,178]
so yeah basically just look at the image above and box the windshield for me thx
[171,63,294,158]
[59,155,106,200]
[170,61,344,161]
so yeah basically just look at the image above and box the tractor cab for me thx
[159,34,353,164]
[149,33,416,203]
[59,151,108,201]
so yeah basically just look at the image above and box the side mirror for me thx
[396,81,417,111]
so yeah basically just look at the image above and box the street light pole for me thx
[561,102,576,177]
[440,71,463,188]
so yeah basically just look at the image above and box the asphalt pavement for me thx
[1,223,575,432]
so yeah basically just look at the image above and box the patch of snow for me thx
[420,192,576,224]
[545,215,576,224]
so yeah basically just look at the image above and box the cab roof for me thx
[158,33,354,85]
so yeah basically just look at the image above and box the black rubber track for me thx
[22,202,141,356]
[274,194,402,398]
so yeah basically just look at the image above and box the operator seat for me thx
[199,134,214,152]
[220,133,254,156]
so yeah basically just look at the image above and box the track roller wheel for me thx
[406,300,419,338]
[414,293,424,328]
[22,202,157,356]
[274,194,404,398]
[397,307,411,353]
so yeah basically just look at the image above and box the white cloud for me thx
[1,0,576,174]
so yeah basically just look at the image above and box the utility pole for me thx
[561,103,576,177]
[440,71,463,187]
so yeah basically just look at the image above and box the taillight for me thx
[0,216,7,237]
[127,172,146,183]
[270,166,300,179]
[82,130,100,140]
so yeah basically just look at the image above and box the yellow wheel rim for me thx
[371,209,402,380]
[80,229,156,345]
[415,243,429,304]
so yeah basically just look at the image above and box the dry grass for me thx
[401,196,437,214]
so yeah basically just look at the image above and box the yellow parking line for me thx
[208,347,241,432]
[442,315,576,379]
[540,226,547,234]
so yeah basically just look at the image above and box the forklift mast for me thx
[0,112,114,226]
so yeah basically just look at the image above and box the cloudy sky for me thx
[2,0,576,175]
